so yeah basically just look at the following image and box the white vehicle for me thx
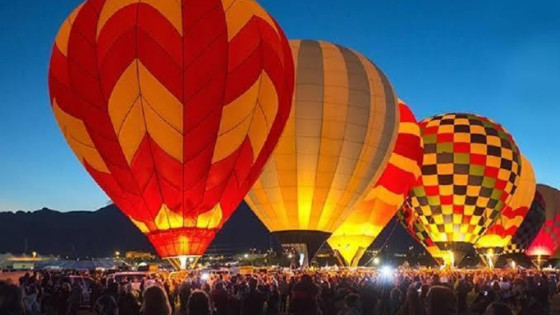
[106,271,147,291]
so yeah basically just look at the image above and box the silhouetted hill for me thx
[0,203,274,257]
[0,204,151,257]
[0,203,417,258]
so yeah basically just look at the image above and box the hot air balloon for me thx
[526,184,560,268]
[474,155,535,268]
[48,0,294,269]
[407,113,522,265]
[327,100,423,266]
[245,40,399,267]
[502,191,545,255]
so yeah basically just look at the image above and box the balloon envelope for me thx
[407,113,521,263]
[327,100,423,266]
[48,0,294,261]
[246,40,399,261]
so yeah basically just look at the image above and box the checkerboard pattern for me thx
[408,113,521,244]
[503,192,545,254]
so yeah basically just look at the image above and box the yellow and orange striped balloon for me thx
[327,101,423,266]
[245,40,399,258]
[48,0,294,262]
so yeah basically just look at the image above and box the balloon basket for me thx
[273,230,330,269]
[332,247,366,268]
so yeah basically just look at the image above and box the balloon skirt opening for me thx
[273,230,330,268]
[435,242,474,267]
[167,255,201,270]
[332,246,367,267]
[147,227,217,259]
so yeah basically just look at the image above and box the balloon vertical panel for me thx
[245,40,400,234]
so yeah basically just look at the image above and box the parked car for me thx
[106,271,147,292]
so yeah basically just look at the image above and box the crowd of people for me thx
[0,267,558,315]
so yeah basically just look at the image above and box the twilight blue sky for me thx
[0,0,559,211]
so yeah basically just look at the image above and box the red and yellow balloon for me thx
[48,0,294,268]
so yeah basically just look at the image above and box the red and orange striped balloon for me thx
[48,0,294,263]
[475,156,536,257]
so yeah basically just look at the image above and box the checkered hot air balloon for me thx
[474,155,535,267]
[48,0,294,269]
[407,113,522,264]
[245,40,400,267]
[502,191,545,255]
[327,100,423,267]
[526,184,560,265]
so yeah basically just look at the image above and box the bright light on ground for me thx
[381,265,393,277]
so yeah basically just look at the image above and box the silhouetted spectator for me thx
[141,286,172,315]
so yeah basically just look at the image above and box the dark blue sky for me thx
[0,0,559,211]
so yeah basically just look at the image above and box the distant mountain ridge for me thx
[0,203,273,257]
[0,203,416,257]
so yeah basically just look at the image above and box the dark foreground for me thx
[78,293,560,315]
[2,268,559,315]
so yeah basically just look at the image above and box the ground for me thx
[552,294,560,314]
[77,294,560,315]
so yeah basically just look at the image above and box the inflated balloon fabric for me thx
[48,0,294,258]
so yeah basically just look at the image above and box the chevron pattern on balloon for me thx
[48,0,294,258]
